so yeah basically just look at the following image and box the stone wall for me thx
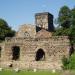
[16,24,36,38]
[0,35,70,70]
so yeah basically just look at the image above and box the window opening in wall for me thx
[35,49,45,61]
[12,46,20,60]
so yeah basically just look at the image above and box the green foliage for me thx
[58,6,71,28]
[69,8,75,44]
[61,56,69,70]
[54,6,75,45]
[62,53,75,70]
[54,6,71,36]
[0,70,60,75]
[69,27,75,44]
[0,18,15,42]
[70,8,75,36]
[68,53,75,69]
[71,8,75,26]
[53,28,70,36]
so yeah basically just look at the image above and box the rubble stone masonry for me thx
[0,12,70,70]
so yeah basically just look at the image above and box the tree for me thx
[0,18,15,42]
[58,6,71,28]
[69,8,75,44]
[53,6,71,36]
[71,7,75,26]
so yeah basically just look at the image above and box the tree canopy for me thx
[53,6,75,45]
[58,6,71,28]
[0,18,15,42]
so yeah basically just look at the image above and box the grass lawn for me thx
[0,70,60,75]
[1,69,75,75]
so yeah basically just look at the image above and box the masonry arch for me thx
[12,46,20,60]
[35,48,45,61]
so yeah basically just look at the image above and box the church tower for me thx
[35,12,54,32]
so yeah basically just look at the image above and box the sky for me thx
[0,0,75,31]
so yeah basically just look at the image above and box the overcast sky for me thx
[0,0,75,30]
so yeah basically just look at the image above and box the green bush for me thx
[68,53,75,69]
[62,53,75,70]
[61,56,69,70]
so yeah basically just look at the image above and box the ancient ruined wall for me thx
[16,24,36,38]
[0,35,70,69]
[0,12,71,70]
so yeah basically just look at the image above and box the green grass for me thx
[1,69,75,75]
[0,70,60,75]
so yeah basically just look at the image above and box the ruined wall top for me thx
[16,24,36,38]
[5,36,69,44]
[4,12,69,45]
[35,12,53,18]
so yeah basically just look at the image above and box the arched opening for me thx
[0,47,1,57]
[35,49,45,61]
[12,46,20,60]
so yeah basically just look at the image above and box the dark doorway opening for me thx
[35,49,45,61]
[0,47,1,57]
[12,46,20,60]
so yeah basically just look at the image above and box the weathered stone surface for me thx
[16,24,36,38]
[0,12,70,70]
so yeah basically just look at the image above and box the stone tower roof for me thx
[35,12,53,17]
